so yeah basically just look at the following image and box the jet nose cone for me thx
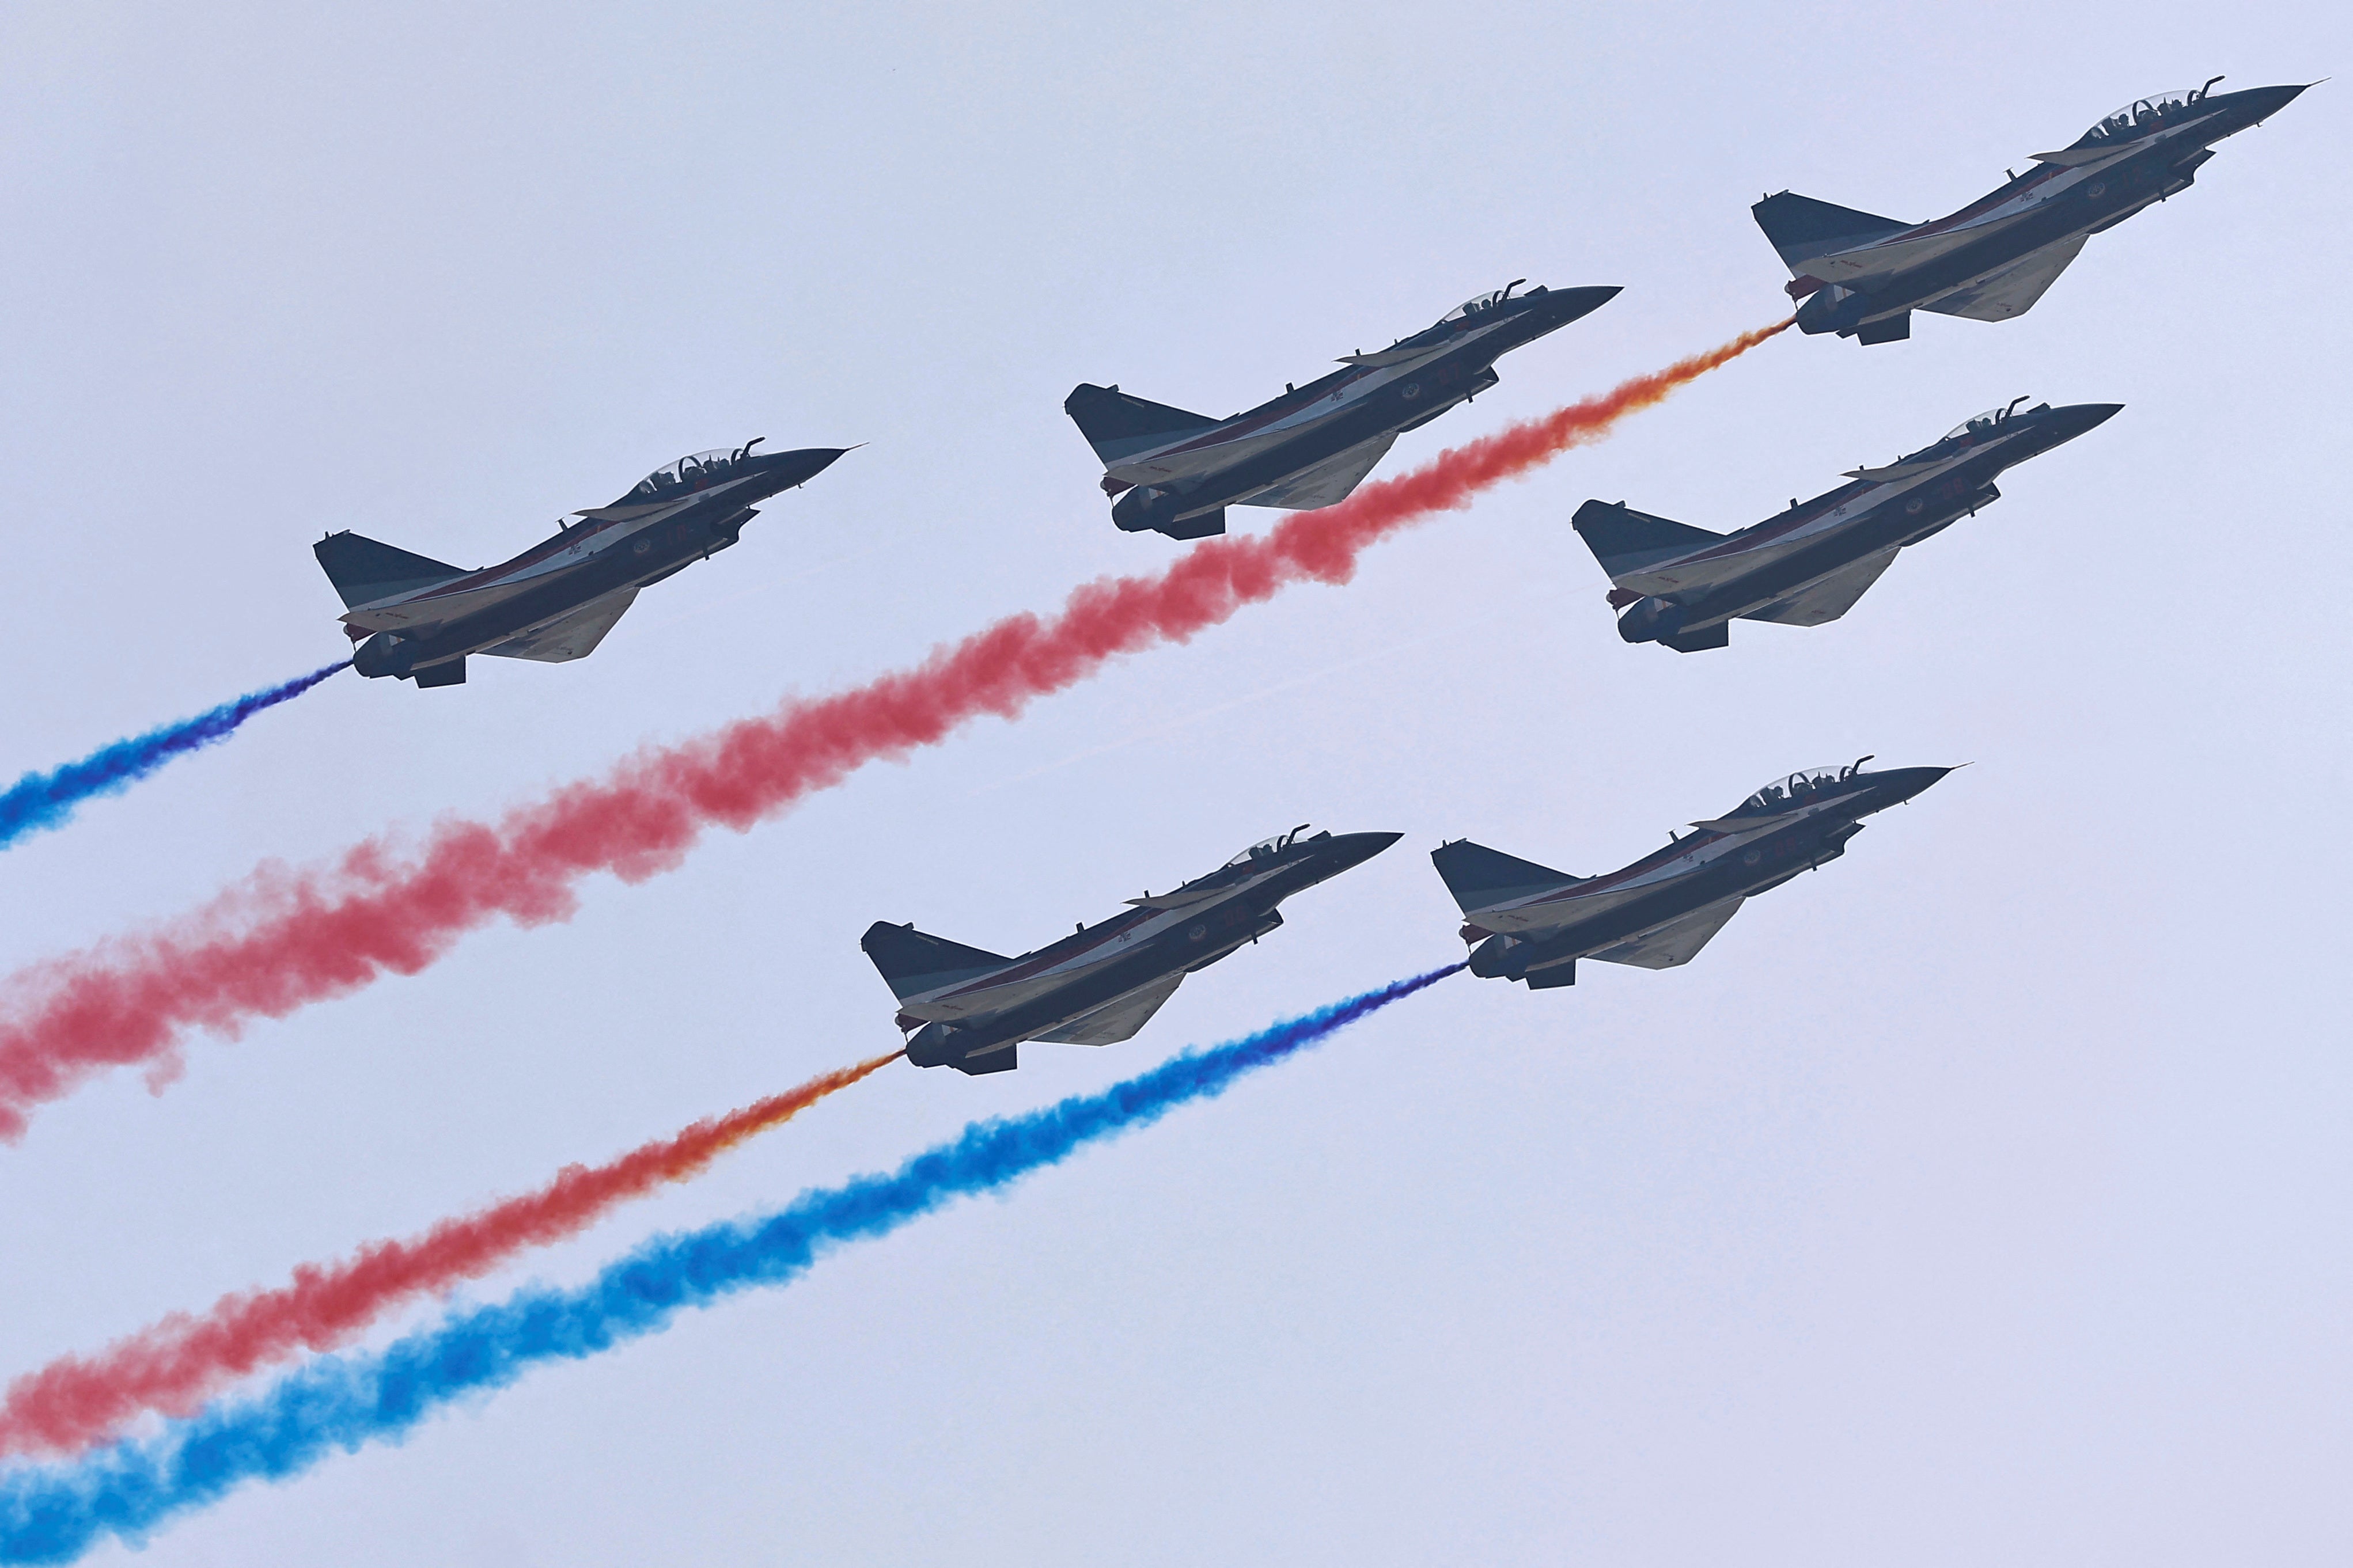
[1543,285,1623,325]
[797,446,853,477]
[1323,830,1405,872]
[2241,82,2311,119]
[762,446,853,487]
[1870,765,1957,808]
[2044,403,2124,443]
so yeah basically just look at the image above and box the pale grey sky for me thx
[0,2,2346,1563]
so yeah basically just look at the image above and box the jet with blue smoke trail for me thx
[0,662,344,852]
[316,439,847,688]
[0,966,1460,1565]
[1435,760,1950,988]
[862,824,1400,1074]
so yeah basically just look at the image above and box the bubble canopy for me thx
[1441,280,1526,323]
[1942,400,2028,443]
[628,441,764,499]
[1226,825,1316,867]
[2082,87,2206,143]
[1740,766,1857,813]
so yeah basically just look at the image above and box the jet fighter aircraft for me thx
[1574,397,2118,652]
[861,825,1401,1075]
[315,440,847,687]
[1435,760,1950,989]
[1065,280,1620,540]
[1756,78,2309,344]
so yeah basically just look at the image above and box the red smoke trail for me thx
[0,321,1789,1137]
[0,1050,900,1458]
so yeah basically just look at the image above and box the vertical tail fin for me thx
[1431,840,1582,914]
[1064,384,1223,467]
[1752,192,1912,272]
[859,921,1013,1003]
[314,531,469,610]
[1571,500,1726,581]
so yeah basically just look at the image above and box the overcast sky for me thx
[0,2,2346,1563]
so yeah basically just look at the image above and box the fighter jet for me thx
[861,825,1401,1075]
[1574,397,2118,652]
[1064,280,1620,540]
[1435,760,1951,989]
[1756,78,2309,344]
[315,440,847,686]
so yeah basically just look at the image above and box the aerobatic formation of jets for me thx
[293,79,2308,1072]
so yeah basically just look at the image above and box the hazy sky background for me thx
[0,2,2345,1563]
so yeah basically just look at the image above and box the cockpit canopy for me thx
[1225,823,1316,868]
[1941,398,2030,443]
[1441,280,1527,324]
[1740,764,1864,813]
[2080,85,2214,145]
[627,439,765,500]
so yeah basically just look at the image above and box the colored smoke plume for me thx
[0,966,1461,1564]
[0,663,347,853]
[0,321,1786,1139]
[0,1050,900,1460]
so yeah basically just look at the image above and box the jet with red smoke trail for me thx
[1574,397,2118,652]
[1064,280,1620,539]
[315,440,847,687]
[1757,78,2308,345]
[862,826,1400,1074]
[1435,760,1951,989]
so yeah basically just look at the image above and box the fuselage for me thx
[342,446,843,679]
[1102,284,1618,534]
[1601,401,2117,647]
[1786,83,2304,338]
[891,830,1399,1068]
[1458,766,1948,983]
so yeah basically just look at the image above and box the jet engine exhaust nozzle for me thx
[1615,596,1684,645]
[350,633,411,679]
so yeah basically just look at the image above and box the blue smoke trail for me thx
[0,663,347,851]
[0,965,1461,1563]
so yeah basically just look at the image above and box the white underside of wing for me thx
[1476,867,1698,932]
[1587,895,1746,970]
[1741,546,1901,627]
[1108,424,1297,485]
[1919,233,2089,321]
[1236,432,1399,510]
[1811,221,2002,287]
[479,584,640,662]
[341,574,548,634]
[1619,522,1844,597]
[1032,973,1186,1045]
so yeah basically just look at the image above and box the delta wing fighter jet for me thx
[315,441,847,687]
[1435,760,1951,989]
[861,826,1400,1075]
[1065,280,1620,540]
[1756,78,2308,344]
[1574,397,2118,652]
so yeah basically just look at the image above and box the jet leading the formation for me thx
[861,826,1400,1075]
[1064,281,1620,540]
[1574,397,2118,652]
[1755,78,2308,344]
[1434,760,1950,989]
[316,440,847,687]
